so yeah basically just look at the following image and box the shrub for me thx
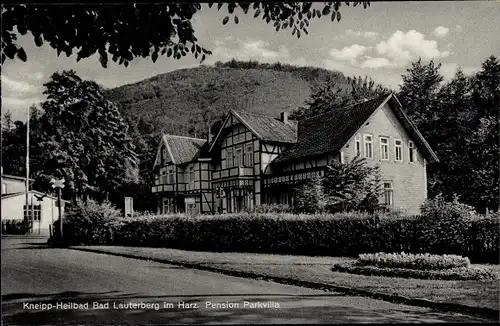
[62,199,121,245]
[331,263,499,281]
[357,252,471,270]
[418,195,498,260]
[1,219,29,234]
[245,204,293,214]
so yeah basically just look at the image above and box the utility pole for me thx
[25,106,30,233]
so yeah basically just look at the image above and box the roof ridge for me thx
[300,93,391,123]
[163,134,207,142]
[232,109,291,121]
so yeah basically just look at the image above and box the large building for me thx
[151,93,439,215]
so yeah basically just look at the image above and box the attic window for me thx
[409,141,416,163]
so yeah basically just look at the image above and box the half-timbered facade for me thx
[152,93,438,215]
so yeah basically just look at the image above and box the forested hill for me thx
[106,60,352,139]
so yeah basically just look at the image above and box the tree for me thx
[2,2,370,67]
[294,175,327,214]
[398,58,443,128]
[290,75,348,120]
[467,56,499,212]
[294,155,382,214]
[322,155,382,213]
[398,56,499,213]
[1,112,25,176]
[290,75,389,121]
[36,70,137,202]
[347,75,390,102]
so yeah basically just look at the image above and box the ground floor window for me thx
[383,182,394,207]
[23,205,41,221]
[162,198,174,214]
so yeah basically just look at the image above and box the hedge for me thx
[357,252,471,270]
[331,263,499,281]
[62,209,499,263]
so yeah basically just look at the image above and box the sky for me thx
[2,1,500,122]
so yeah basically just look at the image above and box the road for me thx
[1,237,493,325]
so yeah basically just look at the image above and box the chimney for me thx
[280,111,289,125]
[207,124,213,143]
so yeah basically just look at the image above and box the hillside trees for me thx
[2,2,370,67]
[35,70,138,203]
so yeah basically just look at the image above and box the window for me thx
[355,134,361,156]
[1,183,6,194]
[167,169,174,184]
[163,198,173,214]
[23,205,41,221]
[409,141,416,163]
[364,134,373,159]
[340,151,345,164]
[227,148,233,168]
[245,144,253,166]
[383,182,394,207]
[189,166,195,184]
[379,137,389,161]
[235,146,243,167]
[160,169,167,184]
[394,139,403,162]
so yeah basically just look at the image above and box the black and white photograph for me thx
[1,1,499,324]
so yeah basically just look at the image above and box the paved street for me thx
[1,237,493,324]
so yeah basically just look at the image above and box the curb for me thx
[71,247,499,321]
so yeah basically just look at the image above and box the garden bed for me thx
[332,263,499,281]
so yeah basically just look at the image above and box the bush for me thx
[1,219,29,234]
[62,199,122,245]
[418,196,499,261]
[331,263,499,281]
[357,252,471,270]
[245,204,293,214]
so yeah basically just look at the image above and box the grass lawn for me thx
[74,246,500,311]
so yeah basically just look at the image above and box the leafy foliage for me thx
[63,210,498,263]
[294,156,382,214]
[290,75,389,120]
[1,219,30,235]
[244,204,293,214]
[2,2,370,67]
[294,175,327,214]
[398,56,499,212]
[61,199,122,245]
[357,252,471,270]
[35,70,138,202]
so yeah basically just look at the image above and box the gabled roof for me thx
[273,93,439,164]
[1,190,69,202]
[1,174,34,182]
[209,110,297,152]
[155,135,207,166]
